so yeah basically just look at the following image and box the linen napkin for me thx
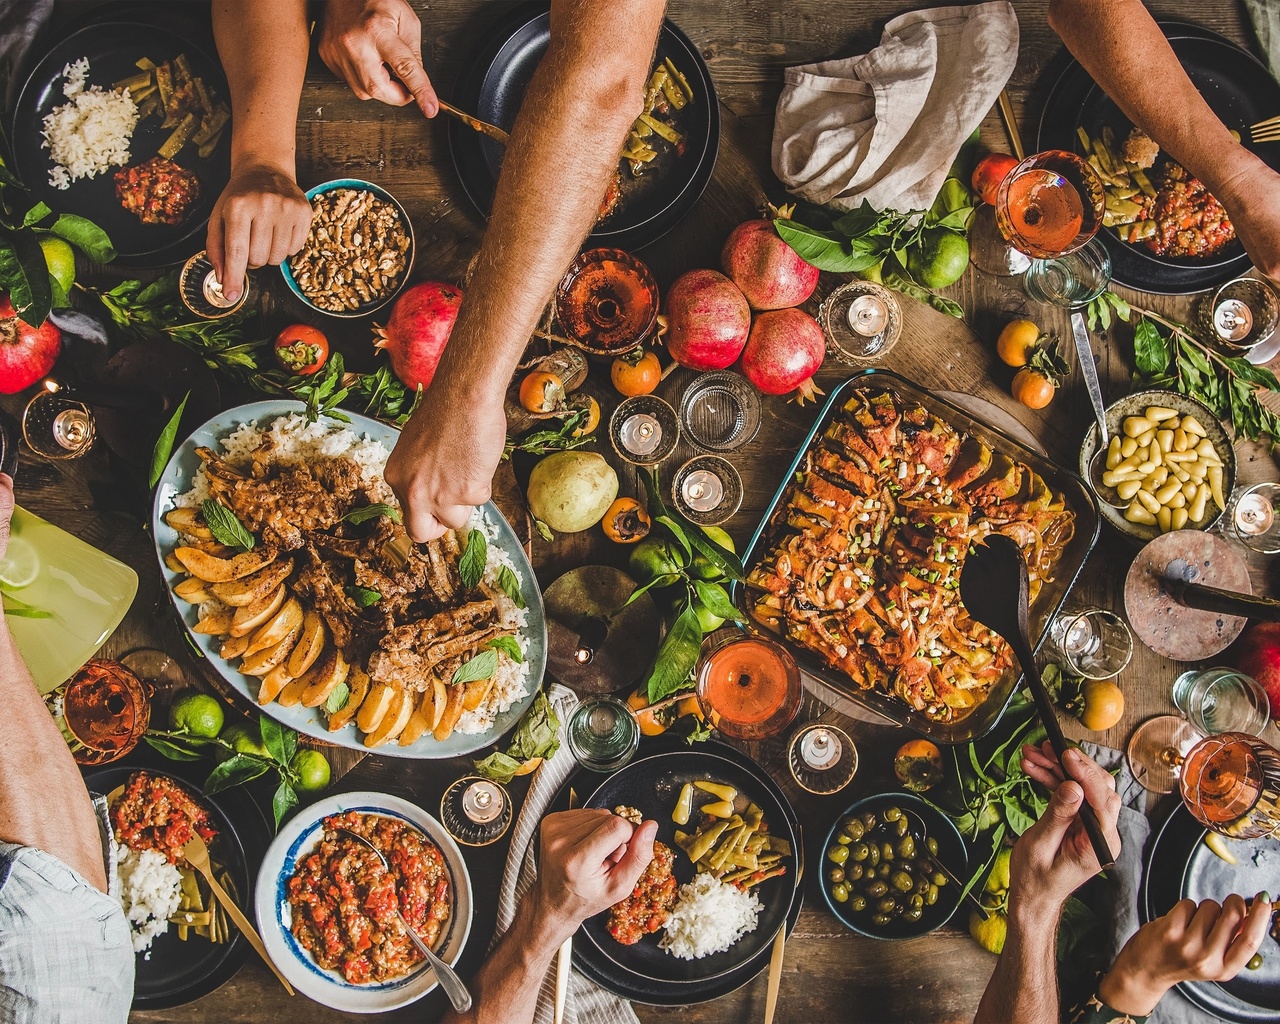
[1246,0,1280,80]
[493,683,639,1024]
[771,2,1018,214]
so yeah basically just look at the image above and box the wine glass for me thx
[694,630,802,740]
[1180,732,1280,839]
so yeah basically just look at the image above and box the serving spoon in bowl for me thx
[334,826,472,1012]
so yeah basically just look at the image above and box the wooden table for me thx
[14,1,1277,1022]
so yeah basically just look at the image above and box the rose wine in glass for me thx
[696,631,802,740]
[1179,732,1280,839]
[46,659,151,765]
[554,248,659,354]
[995,150,1105,259]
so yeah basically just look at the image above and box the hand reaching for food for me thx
[207,164,311,302]
[535,809,658,944]
[1218,159,1280,284]
[319,0,439,116]
[1098,893,1273,1015]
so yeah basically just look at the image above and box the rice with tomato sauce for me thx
[287,811,451,984]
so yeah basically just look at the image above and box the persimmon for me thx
[995,319,1042,368]
[570,395,600,437]
[518,370,565,413]
[1010,337,1069,410]
[602,496,650,543]
[611,350,662,396]
[1077,679,1125,731]
[894,738,944,792]
[627,688,670,736]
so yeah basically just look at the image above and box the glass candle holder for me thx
[21,380,95,459]
[440,775,513,847]
[1196,276,1279,354]
[179,250,250,319]
[555,248,659,355]
[819,280,903,363]
[45,658,151,765]
[672,455,743,526]
[1226,482,1280,554]
[566,694,640,772]
[678,371,761,452]
[695,630,802,741]
[1046,607,1133,680]
[610,394,679,466]
[787,722,858,795]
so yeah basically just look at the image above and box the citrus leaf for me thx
[0,226,52,326]
[646,603,702,703]
[692,579,744,621]
[259,715,294,766]
[143,735,203,761]
[21,202,50,227]
[204,754,270,794]
[775,218,882,273]
[272,780,298,829]
[49,213,115,263]
[149,390,190,488]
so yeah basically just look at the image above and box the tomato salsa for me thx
[606,840,678,945]
[287,811,451,985]
[110,771,218,863]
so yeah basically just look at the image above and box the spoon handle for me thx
[400,913,472,1013]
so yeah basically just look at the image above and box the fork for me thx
[334,827,472,1012]
[1248,115,1280,144]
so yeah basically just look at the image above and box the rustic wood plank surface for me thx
[10,1,1276,1022]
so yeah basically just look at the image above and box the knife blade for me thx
[1071,311,1109,447]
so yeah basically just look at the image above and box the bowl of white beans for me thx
[1079,390,1236,543]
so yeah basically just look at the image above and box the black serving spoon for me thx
[960,533,1116,870]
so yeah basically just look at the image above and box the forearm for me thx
[442,891,568,1024]
[1047,0,1267,198]
[0,620,106,891]
[212,0,310,176]
[425,0,665,410]
[974,896,1064,1024]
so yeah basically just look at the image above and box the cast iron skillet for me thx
[85,759,271,1010]
[448,4,719,251]
[1037,21,1280,294]
[1141,800,1280,1022]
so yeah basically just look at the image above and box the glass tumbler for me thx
[1023,237,1112,307]
[1172,667,1271,737]
[1046,608,1133,680]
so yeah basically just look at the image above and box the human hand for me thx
[207,165,311,302]
[384,391,507,542]
[319,0,439,116]
[1098,893,1273,1016]
[534,809,658,945]
[1216,157,1280,283]
[1008,743,1122,916]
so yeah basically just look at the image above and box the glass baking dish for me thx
[735,369,1100,745]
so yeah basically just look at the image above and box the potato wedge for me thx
[239,624,301,676]
[244,598,304,657]
[286,612,325,678]
[433,684,466,742]
[164,551,186,573]
[174,577,212,604]
[276,674,310,707]
[328,667,369,731]
[365,688,413,747]
[430,677,448,730]
[165,507,213,540]
[176,545,275,584]
[220,634,250,660]
[302,649,350,708]
[356,681,396,734]
[230,584,286,638]
[462,676,494,712]
[398,690,435,746]
[192,607,233,635]
[258,664,293,705]
[210,558,294,608]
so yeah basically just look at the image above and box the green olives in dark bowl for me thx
[821,792,967,940]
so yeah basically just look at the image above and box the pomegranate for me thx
[721,216,819,310]
[372,281,464,390]
[0,294,61,394]
[661,269,750,371]
[1228,622,1280,717]
[740,307,826,404]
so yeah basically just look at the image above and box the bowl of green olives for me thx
[820,792,968,939]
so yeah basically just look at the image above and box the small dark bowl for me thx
[820,791,968,940]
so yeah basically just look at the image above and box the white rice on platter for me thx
[170,413,530,736]
[116,846,183,954]
[41,58,139,189]
[659,873,762,960]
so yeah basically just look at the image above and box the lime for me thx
[969,909,1008,954]
[985,848,1012,894]
[629,536,686,585]
[0,535,39,588]
[40,236,75,295]
[693,598,725,633]
[169,692,225,739]
[290,749,331,793]
[220,721,269,759]
[689,526,735,581]
[908,229,970,289]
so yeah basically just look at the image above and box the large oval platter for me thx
[151,400,546,758]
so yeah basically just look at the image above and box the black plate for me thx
[10,21,231,267]
[448,5,719,251]
[85,761,272,1010]
[819,792,968,940]
[1037,21,1280,294]
[1141,801,1280,1022]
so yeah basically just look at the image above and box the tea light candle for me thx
[52,407,93,451]
[847,293,889,337]
[203,270,238,309]
[619,413,662,457]
[1214,298,1253,343]
[799,726,842,770]
[461,780,505,824]
[680,468,724,512]
[1234,491,1275,537]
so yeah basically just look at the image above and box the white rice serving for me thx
[116,846,183,954]
[659,873,762,960]
[41,58,139,189]
[169,413,530,736]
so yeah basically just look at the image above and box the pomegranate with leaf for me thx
[0,294,61,394]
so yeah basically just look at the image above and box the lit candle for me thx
[800,726,842,770]
[848,294,889,337]
[52,408,92,450]
[620,413,662,457]
[461,780,505,824]
[681,468,724,512]
[202,270,239,309]
[1234,491,1275,537]
[1214,298,1253,343]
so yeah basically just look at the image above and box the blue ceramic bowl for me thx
[280,178,415,318]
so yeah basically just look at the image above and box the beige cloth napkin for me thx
[772,2,1019,213]
[492,683,639,1024]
